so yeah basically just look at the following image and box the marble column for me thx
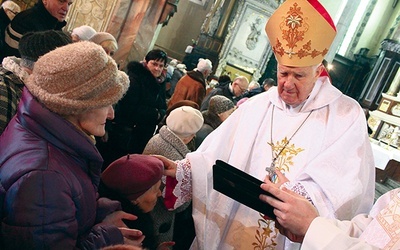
[126,0,167,64]
[112,0,151,69]
[326,0,361,62]
[388,67,400,96]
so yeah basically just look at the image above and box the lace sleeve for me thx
[282,182,314,205]
[172,158,192,209]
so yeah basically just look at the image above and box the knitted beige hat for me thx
[25,41,129,115]
[167,106,204,137]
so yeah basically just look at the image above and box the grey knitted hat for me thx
[25,41,129,115]
[208,95,235,115]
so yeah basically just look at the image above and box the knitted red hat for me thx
[101,154,164,200]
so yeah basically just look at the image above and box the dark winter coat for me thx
[108,61,167,155]
[3,1,66,58]
[0,88,123,249]
[0,8,11,60]
[195,110,222,147]
[99,184,158,250]
[200,83,235,111]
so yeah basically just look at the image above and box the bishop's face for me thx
[277,64,322,107]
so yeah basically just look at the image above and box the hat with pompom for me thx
[25,41,129,115]
[101,154,164,200]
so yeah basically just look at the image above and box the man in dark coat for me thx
[200,75,249,111]
[0,1,20,60]
[3,0,71,58]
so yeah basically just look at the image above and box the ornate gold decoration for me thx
[268,137,305,172]
[273,3,328,60]
[265,0,336,66]
[252,138,304,248]
[65,0,117,32]
[252,215,278,249]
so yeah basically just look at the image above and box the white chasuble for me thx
[184,76,375,250]
[302,189,400,249]
[360,189,400,249]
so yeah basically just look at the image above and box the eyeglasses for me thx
[235,83,248,94]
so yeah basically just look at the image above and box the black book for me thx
[212,160,278,220]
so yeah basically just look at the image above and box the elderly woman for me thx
[71,25,96,42]
[143,106,203,249]
[0,41,143,249]
[90,31,118,57]
[144,106,204,159]
[100,154,175,250]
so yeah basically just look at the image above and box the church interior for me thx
[5,0,400,193]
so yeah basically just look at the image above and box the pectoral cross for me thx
[267,158,278,183]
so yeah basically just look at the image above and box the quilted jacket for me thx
[0,88,123,249]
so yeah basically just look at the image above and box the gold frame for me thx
[222,63,253,82]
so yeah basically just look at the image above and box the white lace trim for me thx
[2,56,29,81]
[172,158,192,209]
[161,175,166,197]
[282,181,314,205]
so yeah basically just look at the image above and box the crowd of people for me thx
[0,0,397,249]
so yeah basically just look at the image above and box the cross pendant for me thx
[266,159,276,172]
[267,160,278,183]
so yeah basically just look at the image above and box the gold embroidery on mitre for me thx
[273,2,328,60]
[268,137,305,173]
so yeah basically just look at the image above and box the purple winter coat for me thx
[0,88,124,249]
